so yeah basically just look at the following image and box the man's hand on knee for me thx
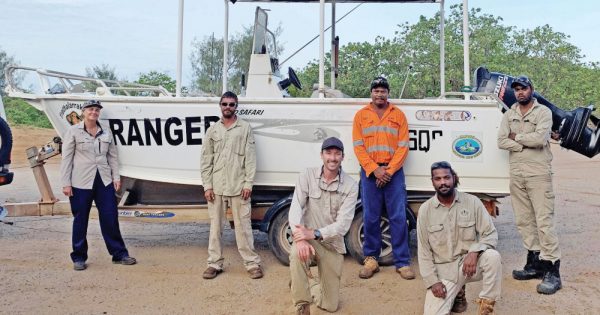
[295,240,315,262]
[430,282,447,299]
[462,251,479,278]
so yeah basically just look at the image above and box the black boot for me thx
[512,251,544,280]
[537,259,562,294]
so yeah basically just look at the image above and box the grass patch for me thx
[2,97,52,128]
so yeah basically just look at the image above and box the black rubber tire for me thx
[268,206,292,266]
[345,209,395,266]
[0,116,12,166]
[345,205,417,266]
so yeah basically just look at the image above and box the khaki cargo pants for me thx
[290,240,344,312]
[423,249,502,315]
[510,174,561,262]
[207,194,261,270]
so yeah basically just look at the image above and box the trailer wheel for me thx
[345,210,395,266]
[0,116,12,166]
[268,206,292,266]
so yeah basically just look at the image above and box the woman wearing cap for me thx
[60,99,136,270]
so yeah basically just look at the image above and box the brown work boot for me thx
[396,266,416,280]
[359,256,380,279]
[248,266,264,279]
[451,285,468,313]
[202,267,223,279]
[295,303,310,315]
[476,298,495,315]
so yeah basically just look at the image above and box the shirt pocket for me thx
[522,118,537,133]
[75,136,93,153]
[210,132,223,154]
[427,224,446,247]
[98,136,112,154]
[509,118,521,133]
[458,220,476,241]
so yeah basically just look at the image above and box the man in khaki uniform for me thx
[497,76,562,295]
[201,91,262,280]
[288,137,358,315]
[418,161,501,315]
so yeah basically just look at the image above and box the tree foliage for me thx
[2,97,52,128]
[86,64,118,81]
[135,71,179,94]
[0,47,18,97]
[189,25,284,95]
[294,5,600,109]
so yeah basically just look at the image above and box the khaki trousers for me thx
[207,194,261,270]
[423,249,502,315]
[510,174,561,262]
[290,240,344,312]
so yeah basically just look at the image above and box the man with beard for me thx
[352,76,414,280]
[417,161,501,315]
[288,137,358,315]
[497,76,562,294]
[201,91,262,280]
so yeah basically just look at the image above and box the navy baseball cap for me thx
[82,99,103,109]
[321,137,344,152]
[370,76,390,91]
[510,76,533,89]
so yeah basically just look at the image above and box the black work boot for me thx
[451,285,468,313]
[512,251,544,280]
[537,259,562,294]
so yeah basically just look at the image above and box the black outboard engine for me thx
[473,66,600,158]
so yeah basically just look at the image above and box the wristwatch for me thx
[314,229,323,241]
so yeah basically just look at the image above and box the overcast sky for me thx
[1,0,598,87]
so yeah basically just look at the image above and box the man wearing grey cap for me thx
[288,137,358,315]
[497,76,562,295]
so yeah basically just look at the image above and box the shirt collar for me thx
[433,190,461,208]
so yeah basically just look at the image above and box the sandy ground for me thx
[1,126,600,314]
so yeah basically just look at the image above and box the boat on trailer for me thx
[4,0,599,264]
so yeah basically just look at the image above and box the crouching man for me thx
[289,137,358,315]
[418,161,502,315]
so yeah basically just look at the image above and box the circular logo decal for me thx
[452,135,482,159]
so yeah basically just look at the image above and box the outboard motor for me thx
[474,66,600,158]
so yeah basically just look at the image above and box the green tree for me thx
[3,97,52,128]
[0,47,18,97]
[189,25,284,95]
[86,64,118,81]
[135,71,180,94]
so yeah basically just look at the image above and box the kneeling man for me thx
[418,161,501,315]
[289,137,358,314]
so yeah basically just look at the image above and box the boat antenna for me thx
[279,3,362,67]
[399,64,414,99]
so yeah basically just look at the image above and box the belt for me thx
[377,163,389,166]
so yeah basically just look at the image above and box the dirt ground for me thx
[1,126,600,315]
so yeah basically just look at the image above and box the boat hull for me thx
[38,96,510,196]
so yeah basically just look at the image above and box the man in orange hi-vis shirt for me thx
[352,77,415,280]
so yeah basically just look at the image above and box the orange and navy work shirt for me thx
[352,102,409,177]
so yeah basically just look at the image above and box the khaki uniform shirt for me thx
[60,121,120,189]
[288,167,359,254]
[201,118,256,196]
[417,191,498,288]
[497,98,553,177]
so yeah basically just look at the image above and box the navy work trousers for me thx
[69,171,128,262]
[360,167,410,268]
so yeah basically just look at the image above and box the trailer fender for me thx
[0,116,14,186]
